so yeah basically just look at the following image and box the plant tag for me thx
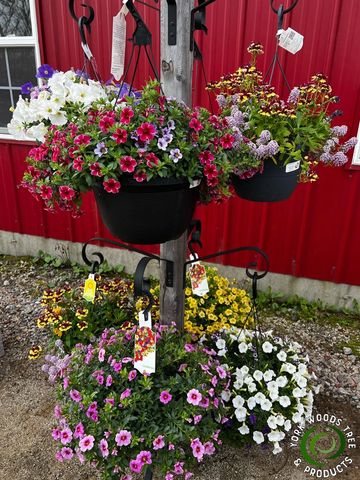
[83,273,96,303]
[81,43,94,60]
[111,5,128,80]
[134,311,156,374]
[189,255,209,297]
[190,179,201,189]
[286,160,301,173]
[279,28,304,54]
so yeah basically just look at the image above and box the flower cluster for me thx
[50,324,229,479]
[136,267,253,336]
[212,328,316,454]
[11,66,238,216]
[36,276,133,351]
[208,44,357,181]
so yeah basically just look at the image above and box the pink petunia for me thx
[72,157,84,172]
[153,435,165,450]
[74,422,85,439]
[129,459,143,474]
[105,375,113,387]
[191,439,205,462]
[159,390,172,405]
[61,447,74,460]
[115,430,132,447]
[52,428,61,441]
[55,451,64,463]
[145,152,159,168]
[173,462,184,475]
[216,366,227,379]
[220,133,235,149]
[60,428,73,445]
[69,389,82,403]
[136,450,152,465]
[63,377,69,390]
[119,155,137,173]
[199,396,210,408]
[128,370,137,381]
[194,415,202,425]
[198,150,214,165]
[79,435,95,452]
[187,389,202,406]
[185,472,194,480]
[168,443,175,451]
[120,389,132,401]
[121,476,133,480]
[184,343,196,352]
[189,117,204,132]
[59,185,76,201]
[98,348,105,362]
[204,441,215,455]
[165,474,174,480]
[211,376,218,387]
[99,438,109,458]
[103,178,121,193]
[204,164,218,180]
[54,405,62,419]
[39,184,53,200]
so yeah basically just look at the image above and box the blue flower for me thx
[36,64,55,79]
[94,142,108,157]
[20,82,33,95]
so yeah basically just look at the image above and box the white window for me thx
[0,0,41,136]
[351,122,360,166]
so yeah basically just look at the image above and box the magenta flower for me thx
[98,348,105,362]
[60,428,73,445]
[63,377,69,390]
[120,155,137,173]
[204,441,215,455]
[54,404,62,419]
[187,389,202,406]
[69,389,82,403]
[113,361,122,372]
[79,435,95,452]
[39,185,53,200]
[134,171,147,182]
[55,451,64,463]
[61,447,74,460]
[159,390,172,405]
[168,443,175,450]
[199,396,210,408]
[121,476,133,480]
[173,462,184,474]
[191,438,205,462]
[99,438,109,458]
[72,157,84,172]
[52,428,61,441]
[120,388,132,401]
[76,449,85,464]
[165,474,174,480]
[185,472,194,480]
[90,162,103,177]
[153,435,165,450]
[103,178,121,193]
[112,127,128,144]
[211,376,218,387]
[120,107,134,125]
[216,366,227,379]
[129,459,143,474]
[128,369,137,381]
[59,185,76,201]
[184,343,196,352]
[136,450,152,465]
[115,430,132,447]
[74,422,85,439]
[136,122,156,142]
[189,117,203,131]
[74,134,91,146]
[194,415,202,425]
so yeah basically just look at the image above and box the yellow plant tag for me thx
[83,274,96,303]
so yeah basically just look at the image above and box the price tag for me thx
[189,255,209,297]
[279,28,304,54]
[286,160,301,173]
[83,273,96,303]
[111,5,128,80]
[134,311,156,374]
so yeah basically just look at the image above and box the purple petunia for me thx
[36,64,55,79]
[157,137,168,151]
[21,82,33,95]
[94,142,108,157]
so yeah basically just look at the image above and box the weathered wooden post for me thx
[159,0,194,328]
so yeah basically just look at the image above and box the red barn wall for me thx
[1,0,360,286]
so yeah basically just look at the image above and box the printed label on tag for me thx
[111,6,128,80]
[190,179,201,189]
[286,160,301,173]
[279,28,304,54]
[189,258,209,297]
[134,311,156,374]
[83,274,96,303]
[81,43,94,60]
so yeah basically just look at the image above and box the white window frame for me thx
[351,122,360,166]
[0,0,41,139]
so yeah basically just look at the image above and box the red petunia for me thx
[59,185,76,201]
[199,151,214,165]
[39,185,53,200]
[90,162,103,177]
[136,122,156,142]
[119,156,137,173]
[28,144,49,161]
[145,152,159,168]
[204,164,219,180]
[99,115,116,133]
[111,128,128,144]
[134,171,147,182]
[72,157,84,172]
[189,118,204,132]
[103,178,121,193]
[74,134,91,146]
[220,133,235,149]
[120,107,134,125]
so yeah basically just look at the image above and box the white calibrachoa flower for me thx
[212,327,317,455]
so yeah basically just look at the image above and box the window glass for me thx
[0,0,32,37]
[8,46,36,86]
[0,48,8,85]
[0,90,12,126]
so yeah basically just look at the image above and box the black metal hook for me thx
[188,220,203,258]
[69,1,94,35]
[270,0,300,15]
[126,0,152,46]
[134,256,157,321]
[190,0,217,52]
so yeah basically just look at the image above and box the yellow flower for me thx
[58,320,72,332]
[75,308,89,320]
[77,320,88,331]
[185,288,192,296]
[28,345,42,360]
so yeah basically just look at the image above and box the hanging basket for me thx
[93,177,200,245]
[232,159,301,202]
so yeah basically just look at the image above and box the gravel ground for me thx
[0,256,359,480]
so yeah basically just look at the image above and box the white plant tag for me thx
[111,5,128,80]
[279,28,304,54]
[286,160,301,173]
[189,255,209,297]
[82,43,93,60]
[134,310,156,374]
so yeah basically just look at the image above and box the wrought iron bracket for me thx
[166,0,177,45]
[190,0,217,52]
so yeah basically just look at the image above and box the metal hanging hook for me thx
[69,1,94,35]
[270,0,300,15]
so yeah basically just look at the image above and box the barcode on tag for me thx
[286,161,301,173]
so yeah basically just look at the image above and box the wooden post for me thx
[159,0,194,328]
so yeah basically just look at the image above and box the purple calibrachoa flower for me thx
[128,370,137,381]
[69,389,82,403]
[120,388,132,400]
[21,82,33,95]
[167,119,176,130]
[159,390,173,404]
[187,389,202,406]
[157,137,168,150]
[79,435,95,452]
[169,148,183,163]
[94,142,108,157]
[52,428,61,440]
[36,64,55,79]
[153,435,165,450]
[115,430,132,447]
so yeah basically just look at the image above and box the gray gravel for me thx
[0,256,359,480]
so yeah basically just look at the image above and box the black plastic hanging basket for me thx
[232,159,301,203]
[93,177,200,244]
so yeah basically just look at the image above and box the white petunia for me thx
[296,376,308,389]
[260,399,272,411]
[247,382,257,393]
[276,376,288,388]
[268,430,285,442]
[281,363,296,374]
[278,396,291,408]
[234,379,244,389]
[293,387,306,398]
[267,415,277,430]
[216,338,226,350]
[238,423,250,435]
[232,395,245,409]
[254,392,266,404]
[247,397,257,410]
[217,349,227,357]
[253,431,265,444]
[26,122,48,142]
[235,368,244,380]
[275,415,285,426]
[269,390,279,401]
[253,370,263,382]
[221,390,231,402]
[49,110,67,126]
[298,363,308,375]
[238,342,248,353]
[284,420,292,431]
[235,406,247,422]
[263,370,275,382]
[267,381,278,391]
[292,411,303,424]
[240,366,249,375]
[262,341,273,353]
[272,442,283,455]
[277,350,287,362]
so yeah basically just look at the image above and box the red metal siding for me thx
[1,0,360,285]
